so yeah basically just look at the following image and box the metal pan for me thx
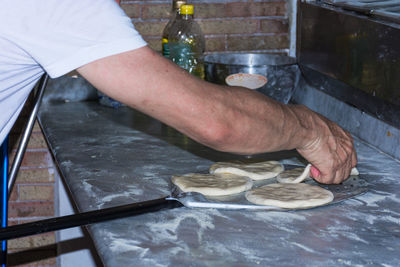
[0,166,368,241]
[204,53,300,104]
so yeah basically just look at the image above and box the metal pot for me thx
[204,53,300,103]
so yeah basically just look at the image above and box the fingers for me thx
[334,154,352,184]
[304,131,356,184]
[294,106,357,184]
[310,166,320,179]
[312,143,356,184]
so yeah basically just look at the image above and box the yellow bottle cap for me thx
[180,5,194,15]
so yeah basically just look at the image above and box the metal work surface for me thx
[38,99,400,266]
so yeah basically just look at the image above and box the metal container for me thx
[204,53,300,103]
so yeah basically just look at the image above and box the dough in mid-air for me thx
[245,183,334,209]
[277,165,359,184]
[209,161,284,181]
[277,164,311,184]
[171,173,253,196]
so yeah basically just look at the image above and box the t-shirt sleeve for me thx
[5,0,147,78]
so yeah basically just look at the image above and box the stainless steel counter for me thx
[38,97,400,266]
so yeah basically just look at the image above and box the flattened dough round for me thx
[245,183,334,209]
[277,164,311,184]
[209,161,284,181]
[172,173,253,196]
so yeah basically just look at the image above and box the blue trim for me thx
[1,138,7,227]
[1,136,8,266]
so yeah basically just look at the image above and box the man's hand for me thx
[292,105,357,184]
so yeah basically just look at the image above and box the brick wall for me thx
[7,93,57,266]
[6,1,290,266]
[121,0,289,54]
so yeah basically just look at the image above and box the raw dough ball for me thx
[245,183,334,209]
[277,164,311,184]
[209,161,284,181]
[171,173,253,196]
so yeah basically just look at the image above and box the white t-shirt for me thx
[0,0,147,145]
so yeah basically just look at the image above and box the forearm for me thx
[198,85,313,154]
[77,47,311,155]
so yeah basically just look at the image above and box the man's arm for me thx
[77,46,357,184]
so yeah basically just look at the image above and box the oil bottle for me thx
[161,0,187,58]
[168,4,205,79]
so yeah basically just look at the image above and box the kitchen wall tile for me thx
[121,3,141,18]
[142,4,171,19]
[14,168,55,184]
[260,19,289,33]
[8,233,56,250]
[199,19,259,35]
[19,185,54,201]
[8,201,54,218]
[227,34,289,50]
[226,2,287,17]
[135,21,167,36]
[205,37,226,51]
